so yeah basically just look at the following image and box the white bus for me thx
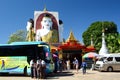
[0,41,54,75]
[95,54,120,72]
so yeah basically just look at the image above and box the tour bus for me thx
[0,41,54,75]
[95,54,120,72]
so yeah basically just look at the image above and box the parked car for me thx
[95,54,120,72]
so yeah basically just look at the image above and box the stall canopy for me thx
[82,52,99,58]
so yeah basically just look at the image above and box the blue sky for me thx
[0,0,120,44]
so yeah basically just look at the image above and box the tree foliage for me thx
[118,34,120,44]
[8,30,26,44]
[82,21,120,53]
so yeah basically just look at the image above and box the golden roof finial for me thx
[102,22,105,33]
[102,28,105,33]
[66,30,77,42]
[43,5,47,11]
[91,34,93,38]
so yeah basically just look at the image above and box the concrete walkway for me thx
[0,69,120,80]
[47,69,120,80]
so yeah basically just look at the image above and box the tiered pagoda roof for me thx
[59,30,85,50]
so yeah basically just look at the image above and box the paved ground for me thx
[0,69,120,80]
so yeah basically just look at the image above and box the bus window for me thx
[107,57,113,61]
[115,57,120,62]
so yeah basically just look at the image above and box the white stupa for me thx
[99,29,109,56]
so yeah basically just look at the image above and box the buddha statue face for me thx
[41,17,53,30]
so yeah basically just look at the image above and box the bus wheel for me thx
[107,67,113,72]
[24,66,28,76]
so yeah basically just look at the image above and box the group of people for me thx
[73,57,87,74]
[29,57,87,80]
[58,57,87,75]
[30,58,46,79]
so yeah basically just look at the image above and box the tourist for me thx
[66,59,70,71]
[62,60,67,70]
[52,51,59,73]
[58,59,63,72]
[74,57,79,73]
[72,60,75,69]
[81,60,87,74]
[41,60,46,79]
[36,58,42,79]
[30,59,37,79]
[30,59,34,78]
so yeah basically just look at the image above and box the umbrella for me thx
[83,52,99,58]
[53,54,58,57]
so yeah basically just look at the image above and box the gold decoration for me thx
[41,29,59,43]
[26,26,35,41]
[66,30,77,42]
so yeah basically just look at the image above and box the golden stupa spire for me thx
[102,28,105,33]
[66,30,77,42]
[43,5,47,11]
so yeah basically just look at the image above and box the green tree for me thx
[8,30,26,44]
[118,34,120,44]
[82,21,120,53]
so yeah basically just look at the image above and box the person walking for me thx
[66,59,70,71]
[36,59,42,79]
[74,57,79,73]
[81,60,87,74]
[30,59,34,79]
[59,59,63,72]
[41,60,46,79]
[34,60,37,79]
[30,59,37,79]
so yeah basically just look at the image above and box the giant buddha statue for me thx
[36,13,59,43]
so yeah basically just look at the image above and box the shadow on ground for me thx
[46,71,74,79]
[0,71,74,79]
[0,73,29,77]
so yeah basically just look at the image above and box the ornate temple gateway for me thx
[58,31,85,68]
